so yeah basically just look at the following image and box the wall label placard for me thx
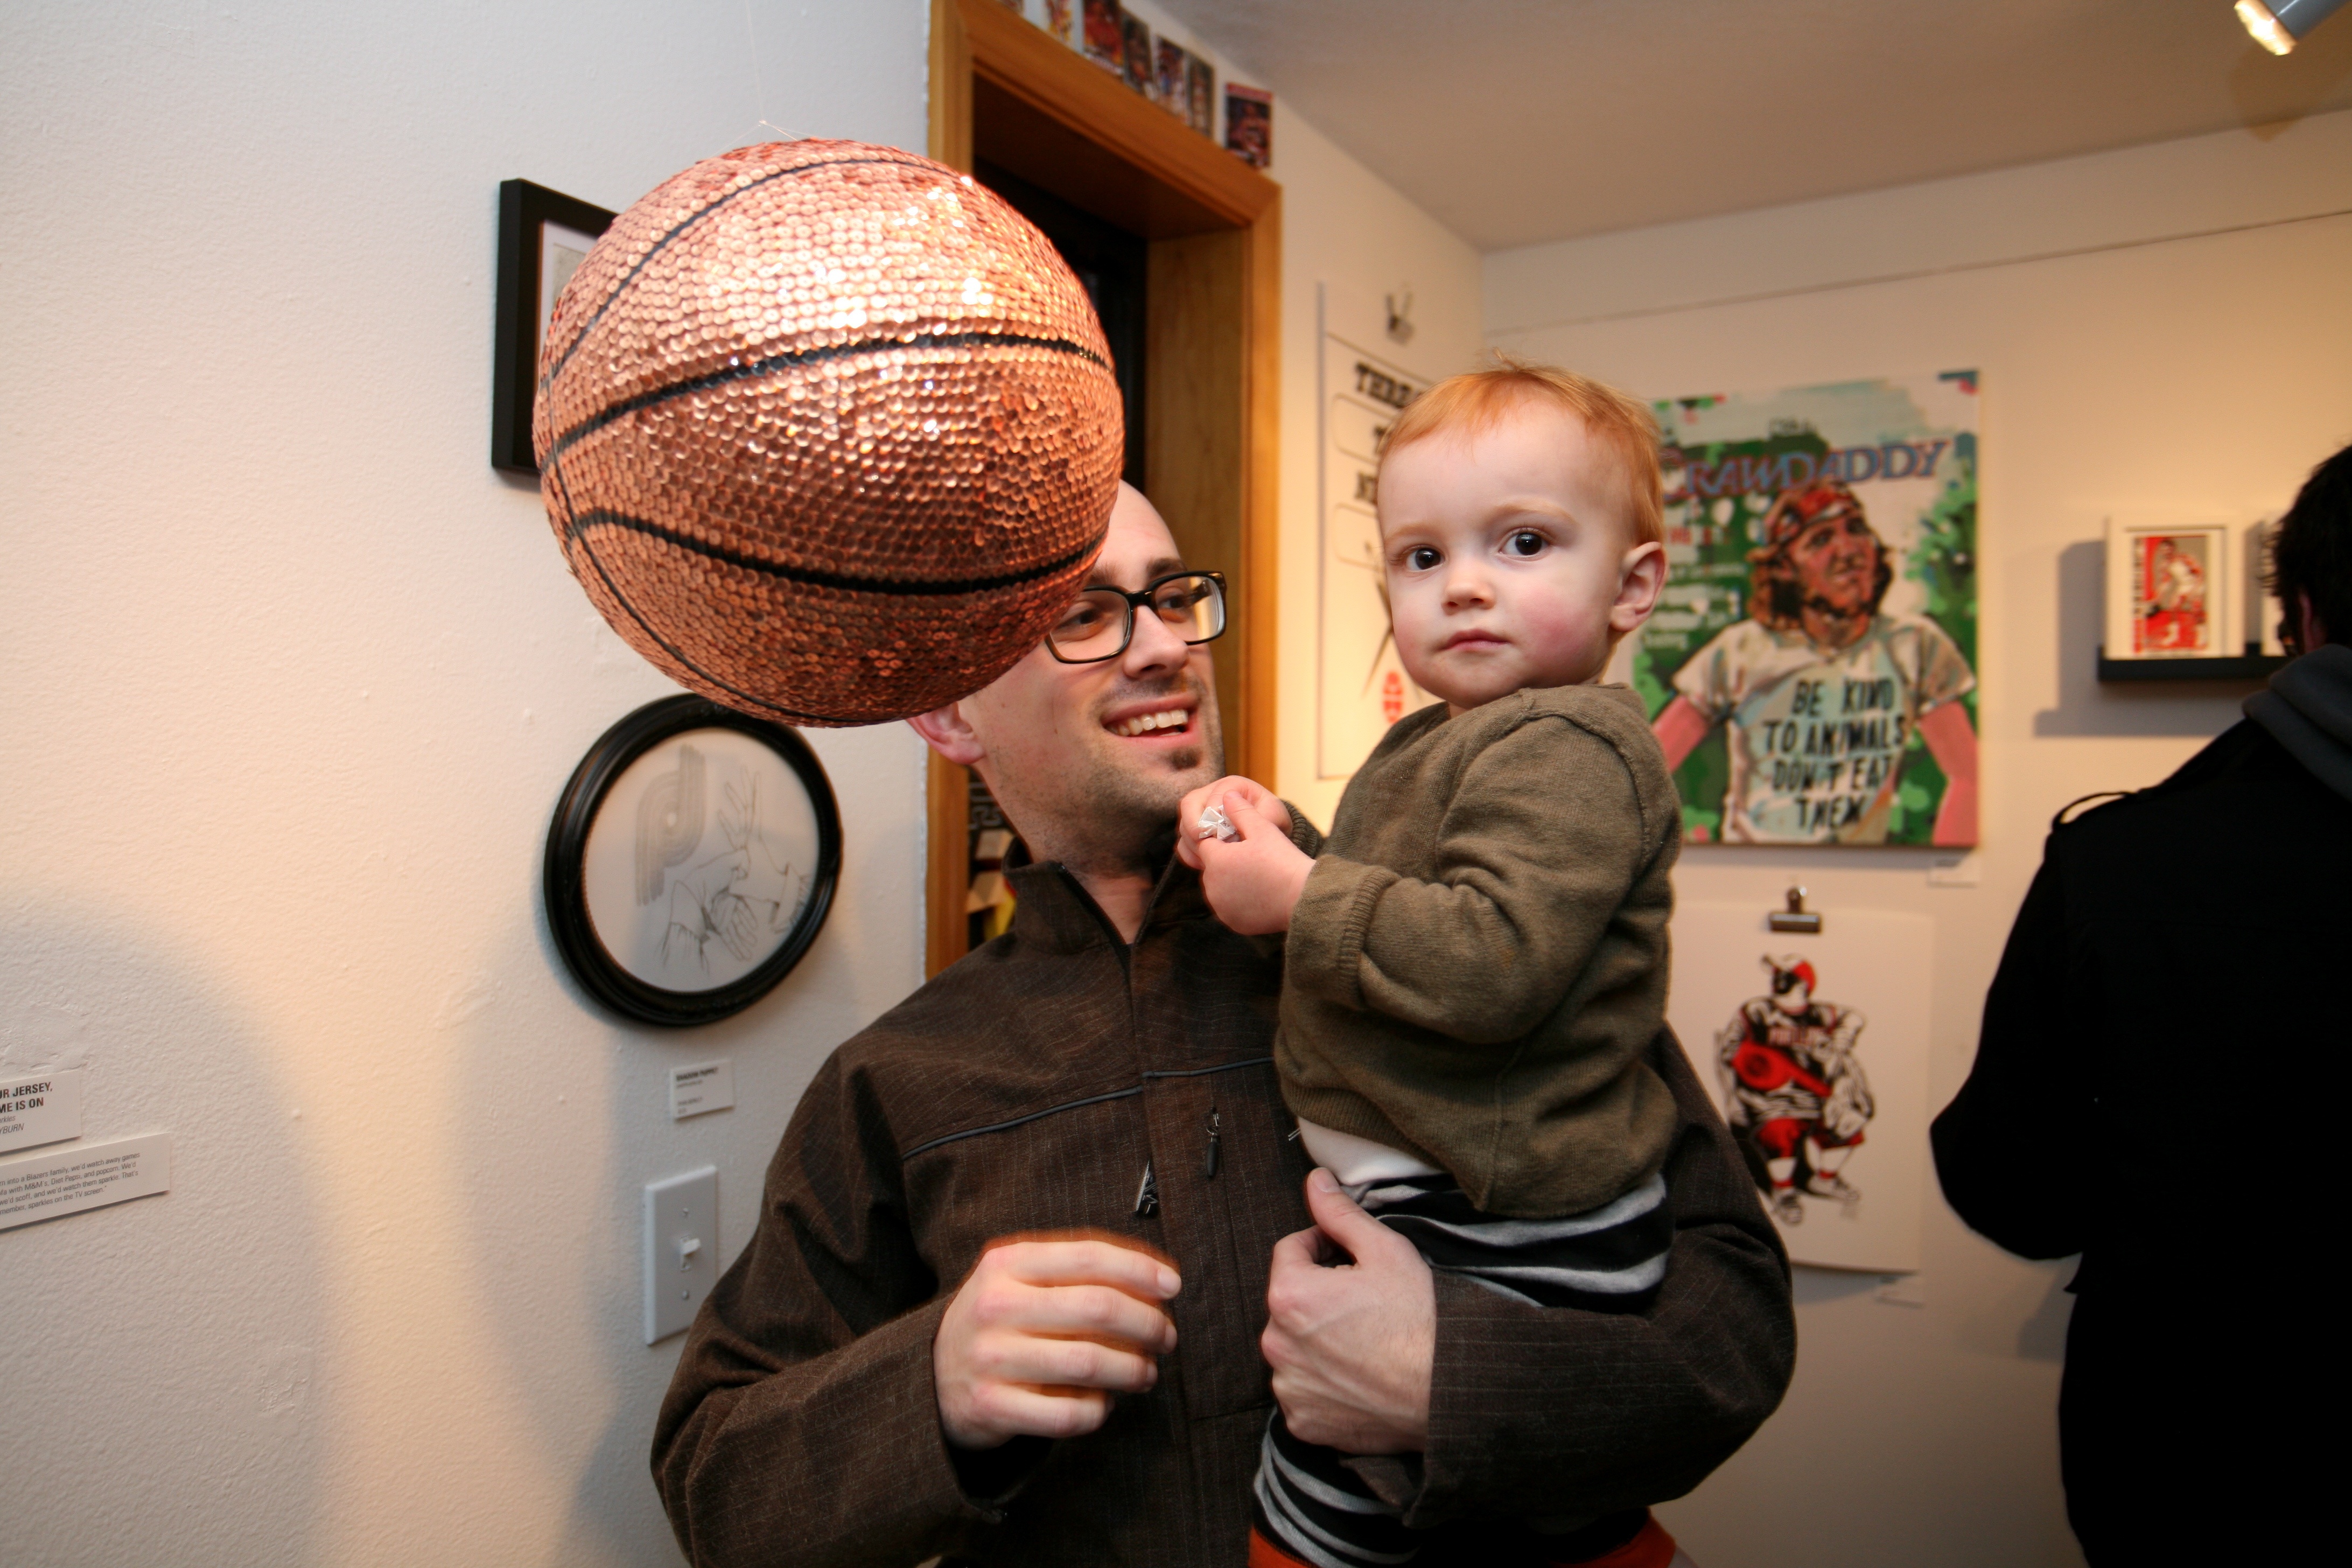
[1315,284,1443,781]
[0,1132,171,1232]
[0,1068,83,1154]
[669,1060,736,1120]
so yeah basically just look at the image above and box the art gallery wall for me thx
[1267,113,1488,831]
[0,2,1488,1565]
[1486,109,2352,1568]
[17,4,2338,1566]
[0,3,934,1565]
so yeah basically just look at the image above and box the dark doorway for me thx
[955,163,1153,950]
[976,159,1148,487]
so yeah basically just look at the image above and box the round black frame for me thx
[544,695,842,1027]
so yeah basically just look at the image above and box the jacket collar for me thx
[1003,827,1206,953]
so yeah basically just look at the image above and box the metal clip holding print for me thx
[1769,886,1823,934]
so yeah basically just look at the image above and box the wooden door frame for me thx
[924,0,1280,975]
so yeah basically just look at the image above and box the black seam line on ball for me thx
[541,328,1111,466]
[539,153,928,392]
[899,1059,1273,1160]
[550,454,853,725]
[565,509,1108,596]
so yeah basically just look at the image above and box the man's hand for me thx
[1174,775,1293,870]
[934,1235,1181,1450]
[1191,796,1314,936]
[1263,1170,1434,1454]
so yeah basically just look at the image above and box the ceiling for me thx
[1152,0,2352,250]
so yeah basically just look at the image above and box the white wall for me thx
[1488,112,2352,1568]
[0,4,928,1565]
[0,3,1485,1562]
[1267,110,1487,824]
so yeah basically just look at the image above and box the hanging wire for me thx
[738,0,810,146]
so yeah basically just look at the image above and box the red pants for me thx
[1754,1116,1861,1161]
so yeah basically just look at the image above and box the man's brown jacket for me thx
[653,835,1794,1567]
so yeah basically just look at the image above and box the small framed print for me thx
[2104,520,2236,660]
[493,179,616,475]
[545,696,842,1026]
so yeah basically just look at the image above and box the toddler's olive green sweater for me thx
[1282,685,1680,1218]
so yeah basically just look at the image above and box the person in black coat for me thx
[1933,440,2352,1564]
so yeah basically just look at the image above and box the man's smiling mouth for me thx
[1108,706,1192,737]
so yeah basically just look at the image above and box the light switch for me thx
[644,1166,718,1345]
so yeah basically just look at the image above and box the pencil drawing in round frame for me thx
[545,695,842,1026]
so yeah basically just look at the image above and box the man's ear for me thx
[906,702,985,766]
[1611,540,1668,633]
[2298,590,2330,653]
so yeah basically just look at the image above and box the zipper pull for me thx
[1133,1161,1159,1217]
[1202,1109,1222,1180]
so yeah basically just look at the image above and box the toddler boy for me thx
[1180,361,1686,1568]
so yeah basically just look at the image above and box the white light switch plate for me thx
[644,1166,718,1345]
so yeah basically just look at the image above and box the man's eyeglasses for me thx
[1044,570,1228,664]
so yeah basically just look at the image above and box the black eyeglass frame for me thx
[1043,569,1230,664]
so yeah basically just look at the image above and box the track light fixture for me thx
[2235,0,2348,54]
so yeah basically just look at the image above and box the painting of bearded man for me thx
[1652,477,1978,844]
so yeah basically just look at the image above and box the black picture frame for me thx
[493,179,617,475]
[544,696,843,1027]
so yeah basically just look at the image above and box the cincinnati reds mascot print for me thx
[1718,954,1875,1227]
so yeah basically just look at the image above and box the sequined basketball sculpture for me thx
[533,142,1123,725]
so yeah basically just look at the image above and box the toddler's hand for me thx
[1194,796,1313,936]
[1175,776,1292,870]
